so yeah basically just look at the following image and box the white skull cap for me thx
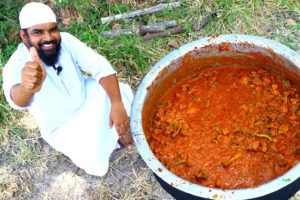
[19,2,57,29]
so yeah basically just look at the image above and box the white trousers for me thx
[43,78,133,176]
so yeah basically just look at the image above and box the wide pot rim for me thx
[130,34,300,200]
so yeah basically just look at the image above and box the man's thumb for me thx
[30,47,41,64]
[30,46,46,83]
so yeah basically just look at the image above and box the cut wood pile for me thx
[100,2,218,41]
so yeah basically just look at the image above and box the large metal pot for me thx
[130,35,300,200]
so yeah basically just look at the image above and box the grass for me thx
[0,0,300,199]
[0,0,23,123]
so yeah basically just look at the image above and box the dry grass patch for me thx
[0,0,300,199]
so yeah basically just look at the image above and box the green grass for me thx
[0,0,299,125]
[0,0,300,199]
[0,0,24,123]
[272,33,300,51]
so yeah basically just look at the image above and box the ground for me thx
[1,0,300,199]
[1,113,175,199]
[2,113,300,199]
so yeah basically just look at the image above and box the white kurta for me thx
[2,32,133,176]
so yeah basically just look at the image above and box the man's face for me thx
[20,22,61,66]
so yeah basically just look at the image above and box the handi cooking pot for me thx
[130,35,300,200]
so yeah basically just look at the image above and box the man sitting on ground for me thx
[3,2,133,176]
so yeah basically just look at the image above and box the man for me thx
[2,2,133,176]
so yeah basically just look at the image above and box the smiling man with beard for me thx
[25,33,62,67]
[2,2,133,176]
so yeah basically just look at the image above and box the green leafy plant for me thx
[0,0,24,123]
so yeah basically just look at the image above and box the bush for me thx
[0,0,24,122]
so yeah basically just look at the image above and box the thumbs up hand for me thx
[21,47,46,93]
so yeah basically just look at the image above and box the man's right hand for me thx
[21,47,46,93]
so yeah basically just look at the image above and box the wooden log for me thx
[101,20,178,37]
[101,2,181,24]
[143,26,185,41]
[139,20,178,35]
[193,12,218,31]
[101,29,136,37]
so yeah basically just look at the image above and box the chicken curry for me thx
[145,66,300,189]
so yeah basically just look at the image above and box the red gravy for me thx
[145,66,300,189]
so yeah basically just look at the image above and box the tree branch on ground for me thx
[101,2,181,24]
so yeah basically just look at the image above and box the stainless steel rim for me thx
[130,34,300,200]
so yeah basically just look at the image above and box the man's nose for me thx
[43,31,54,41]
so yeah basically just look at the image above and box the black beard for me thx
[36,38,62,66]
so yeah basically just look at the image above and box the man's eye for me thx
[32,31,42,35]
[51,27,59,32]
